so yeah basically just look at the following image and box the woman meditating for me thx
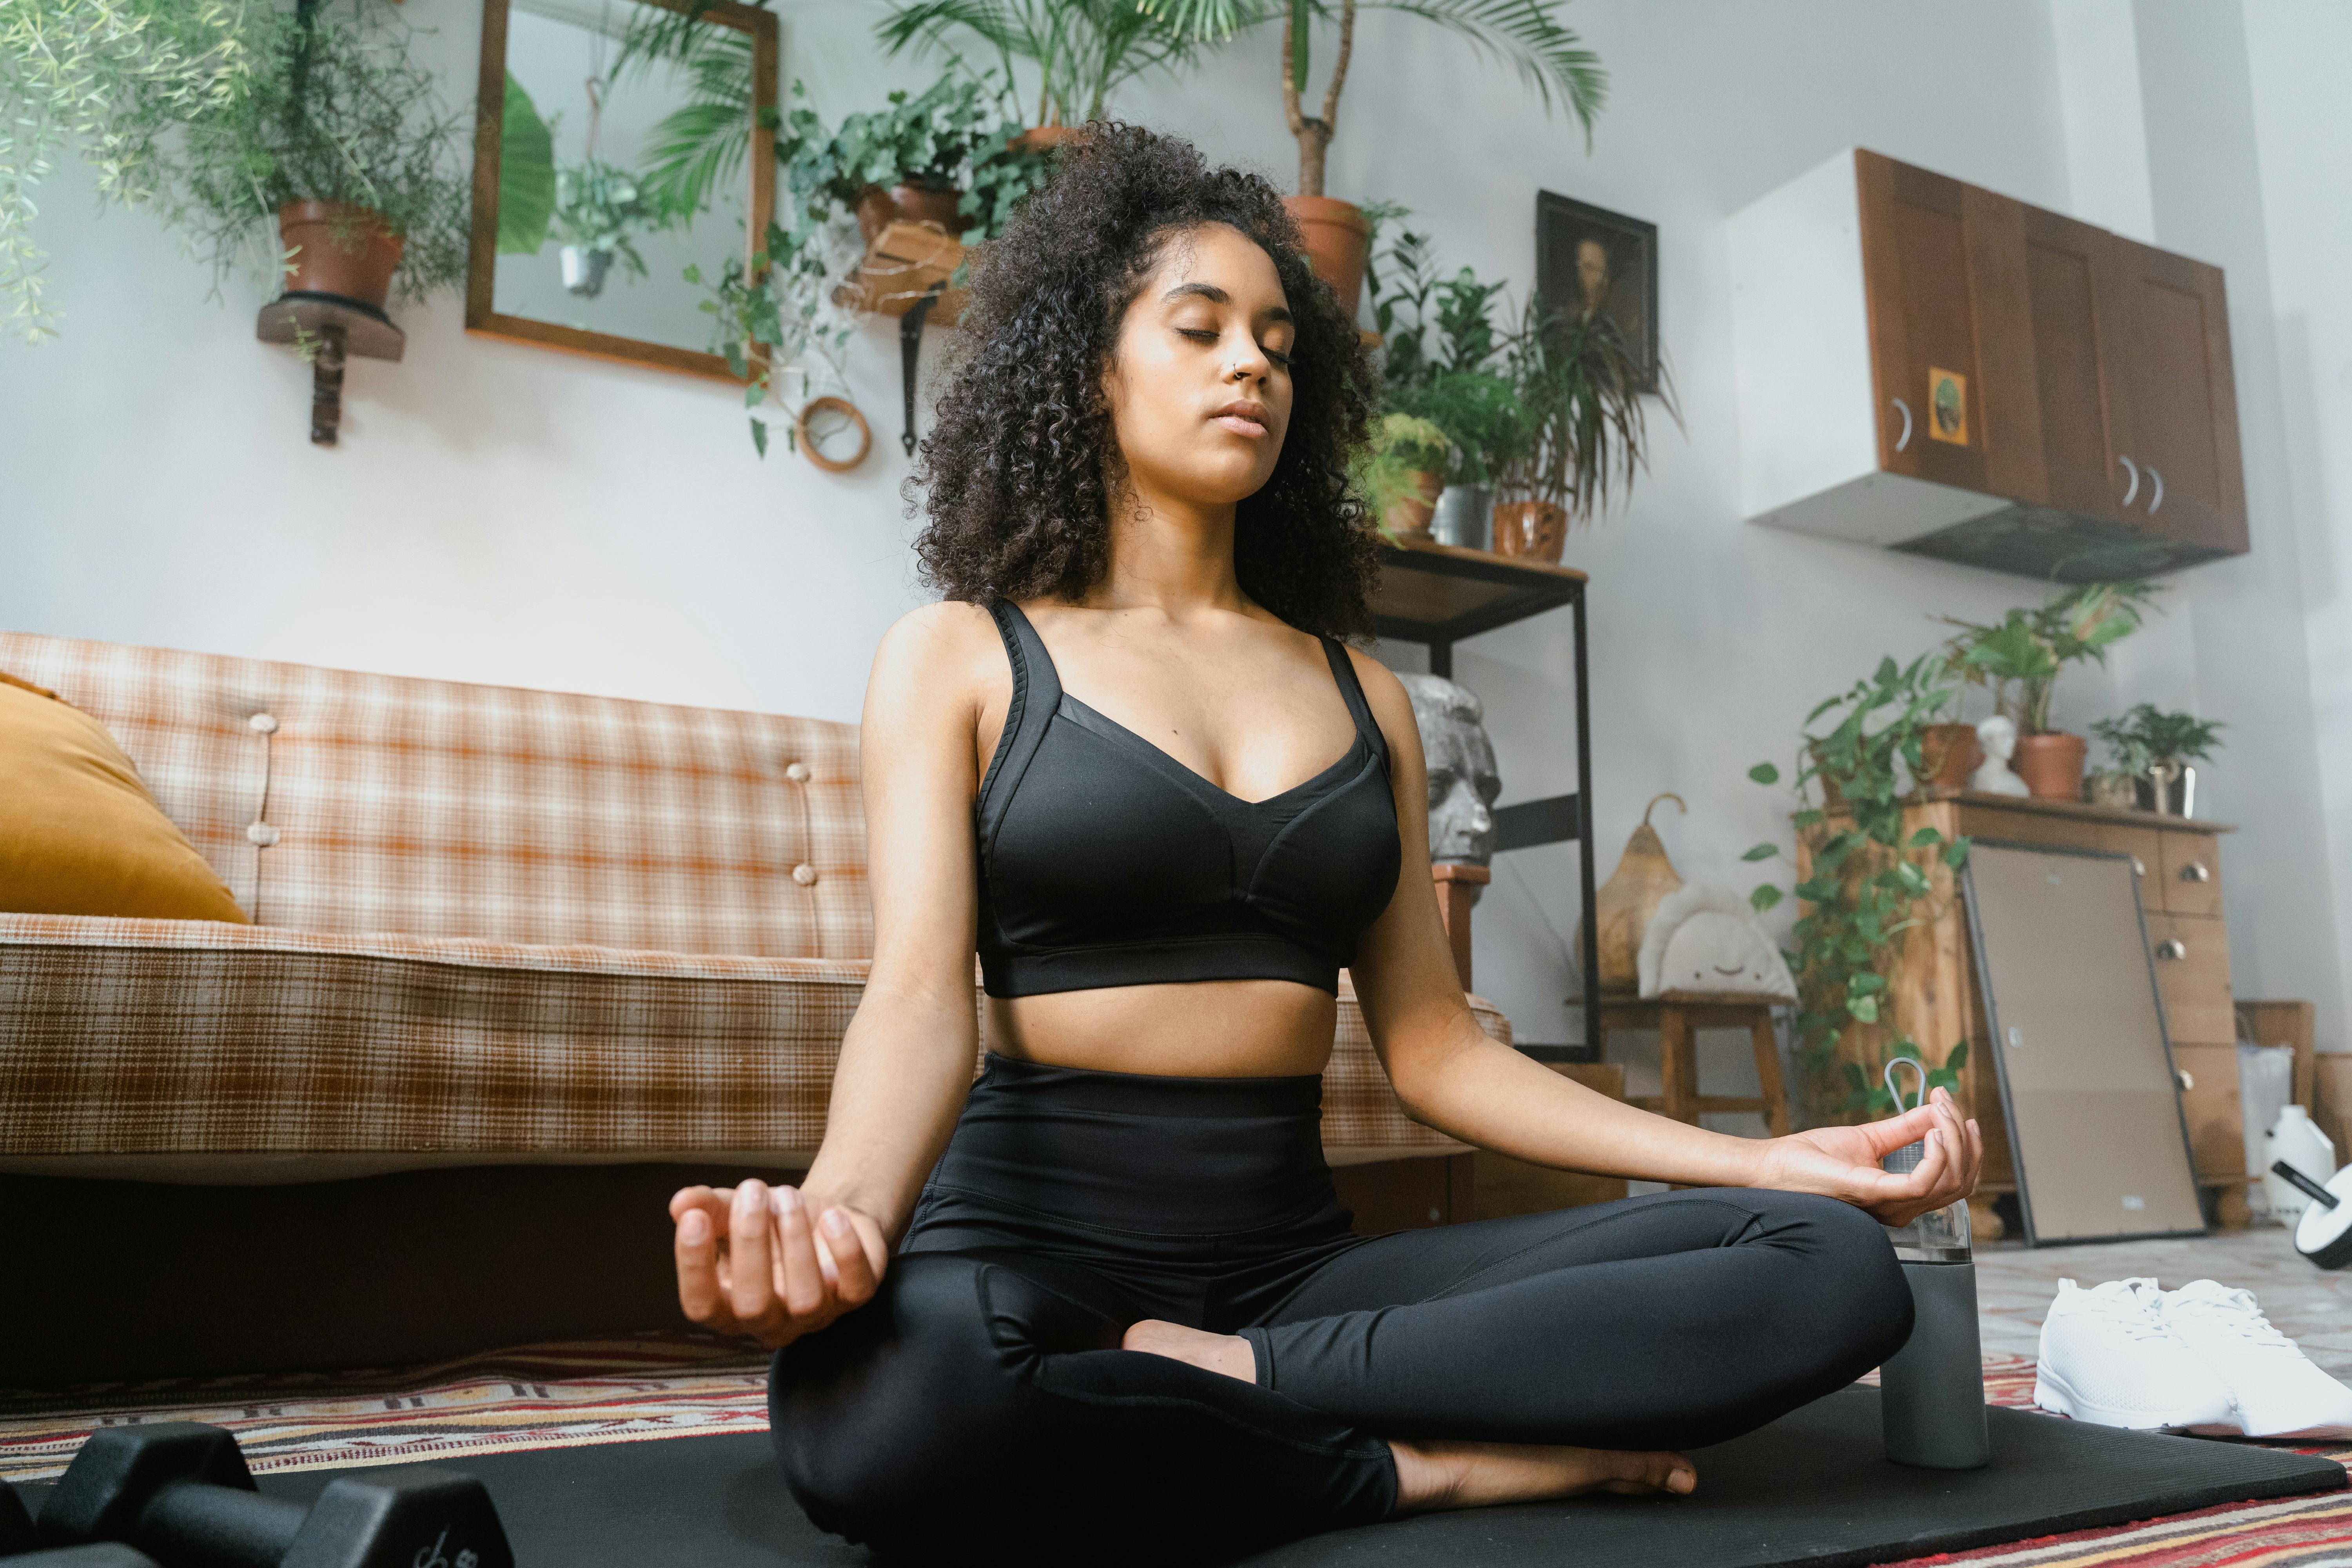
[668,123,1980,1566]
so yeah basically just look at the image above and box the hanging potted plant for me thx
[1939,581,2161,802]
[1138,0,1606,319]
[550,159,657,298]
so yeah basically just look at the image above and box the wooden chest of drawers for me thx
[1816,793,2239,1201]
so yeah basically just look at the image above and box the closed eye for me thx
[1178,328,1292,371]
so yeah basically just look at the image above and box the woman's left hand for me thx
[1748,1086,1983,1228]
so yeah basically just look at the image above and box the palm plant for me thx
[1139,0,1606,197]
[875,0,1224,129]
[1,0,248,340]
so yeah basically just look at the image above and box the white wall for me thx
[2,1,2341,1075]
[2238,0,2352,1046]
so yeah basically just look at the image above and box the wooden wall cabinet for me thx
[1730,149,2248,583]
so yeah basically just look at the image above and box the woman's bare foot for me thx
[1389,1438,1695,1513]
[1122,1319,1256,1383]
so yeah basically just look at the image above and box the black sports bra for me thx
[973,599,1401,998]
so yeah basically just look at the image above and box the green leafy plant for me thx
[689,219,856,459]
[876,0,1225,130]
[1350,412,1452,532]
[1364,208,1667,519]
[1939,581,2162,734]
[495,71,556,256]
[1744,653,1973,1123]
[550,158,657,279]
[1138,0,1605,199]
[160,0,472,309]
[0,0,249,340]
[1489,287,1673,521]
[2091,704,2227,772]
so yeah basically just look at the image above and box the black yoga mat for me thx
[20,1387,2343,1568]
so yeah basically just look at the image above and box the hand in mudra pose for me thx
[1752,1084,1982,1228]
[670,1179,889,1349]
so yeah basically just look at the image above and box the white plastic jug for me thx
[2264,1105,2337,1225]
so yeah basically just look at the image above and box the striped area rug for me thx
[0,1332,771,1481]
[7,1345,2348,1565]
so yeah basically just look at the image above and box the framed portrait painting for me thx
[1535,191,1660,394]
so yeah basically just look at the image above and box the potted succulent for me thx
[163,0,472,319]
[1744,653,1971,1126]
[2090,704,2226,817]
[1939,581,2162,802]
[1138,0,1607,319]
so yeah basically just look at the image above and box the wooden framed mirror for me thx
[466,0,777,380]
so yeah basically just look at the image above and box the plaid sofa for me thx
[0,633,1495,1183]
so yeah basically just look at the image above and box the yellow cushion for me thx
[0,671,249,922]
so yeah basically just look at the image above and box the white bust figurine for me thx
[1971,715,2032,797]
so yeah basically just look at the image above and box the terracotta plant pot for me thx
[1492,501,1568,563]
[1808,743,1846,811]
[1916,722,1982,793]
[1383,470,1443,539]
[277,200,403,307]
[1283,195,1370,321]
[2011,731,2089,801]
[855,183,972,247]
[1011,125,1085,154]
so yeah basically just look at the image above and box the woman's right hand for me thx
[670,1179,890,1349]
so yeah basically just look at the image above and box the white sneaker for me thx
[2160,1278,2352,1439]
[2035,1277,2238,1432]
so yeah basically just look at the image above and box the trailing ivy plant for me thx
[1744,652,1973,1123]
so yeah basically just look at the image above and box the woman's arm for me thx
[1341,652,1980,1227]
[671,602,1001,1344]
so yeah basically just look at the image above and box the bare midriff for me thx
[985,980,1339,1078]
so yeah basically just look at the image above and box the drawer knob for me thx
[2179,861,2211,883]
[2156,938,2189,961]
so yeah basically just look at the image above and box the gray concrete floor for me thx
[1975,1221,2352,1376]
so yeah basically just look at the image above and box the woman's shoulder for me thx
[865,601,1011,716]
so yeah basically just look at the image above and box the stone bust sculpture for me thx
[1397,672,1501,867]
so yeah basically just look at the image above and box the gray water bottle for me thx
[1876,1065,1989,1469]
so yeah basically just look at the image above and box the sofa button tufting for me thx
[792,862,818,886]
[784,762,812,783]
[247,822,280,847]
[249,713,279,734]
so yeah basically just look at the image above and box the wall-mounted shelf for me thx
[832,221,969,321]
[1372,536,1600,1056]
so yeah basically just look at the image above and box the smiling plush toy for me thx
[1636,884,1798,1000]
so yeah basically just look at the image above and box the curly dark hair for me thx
[907,121,1384,639]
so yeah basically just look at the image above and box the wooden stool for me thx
[1595,992,1792,1137]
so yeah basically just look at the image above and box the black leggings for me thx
[768,1054,1914,1565]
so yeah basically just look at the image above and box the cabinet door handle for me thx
[1892,397,1914,453]
[2179,861,2211,883]
[2156,938,2189,961]
[2131,856,2147,877]
[2148,465,2165,514]
[2119,455,2141,507]
[2177,1068,2194,1092]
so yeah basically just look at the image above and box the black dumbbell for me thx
[4,1475,161,1566]
[38,1425,513,1568]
